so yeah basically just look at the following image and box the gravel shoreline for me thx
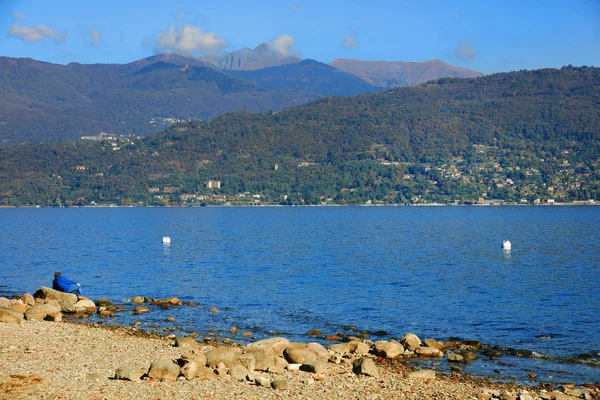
[2,319,597,400]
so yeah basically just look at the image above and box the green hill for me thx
[1,66,598,206]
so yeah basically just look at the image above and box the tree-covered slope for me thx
[1,66,598,206]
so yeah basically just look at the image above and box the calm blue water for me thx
[1,206,599,384]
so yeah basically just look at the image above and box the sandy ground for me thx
[0,320,594,400]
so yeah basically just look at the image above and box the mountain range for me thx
[1,65,598,206]
[0,44,482,145]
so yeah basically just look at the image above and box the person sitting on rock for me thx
[52,272,83,297]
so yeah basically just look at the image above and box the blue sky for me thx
[1,0,598,74]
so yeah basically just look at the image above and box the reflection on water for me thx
[0,206,599,384]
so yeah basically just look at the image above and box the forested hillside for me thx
[1,66,598,206]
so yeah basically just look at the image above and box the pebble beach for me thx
[1,288,598,400]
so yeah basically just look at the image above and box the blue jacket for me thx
[53,275,76,292]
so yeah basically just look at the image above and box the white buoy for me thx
[502,240,511,250]
[162,236,171,244]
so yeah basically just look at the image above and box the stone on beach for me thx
[114,366,146,381]
[176,336,199,351]
[271,379,288,390]
[447,352,465,363]
[373,340,404,358]
[401,332,422,351]
[300,360,329,374]
[33,287,77,305]
[353,357,379,377]
[25,304,61,321]
[205,347,242,368]
[0,306,24,323]
[248,337,290,357]
[180,360,201,380]
[245,346,275,371]
[415,346,444,357]
[283,345,319,364]
[306,342,330,360]
[147,359,180,382]
[229,364,250,381]
[75,299,96,313]
[348,341,370,356]
[328,343,350,355]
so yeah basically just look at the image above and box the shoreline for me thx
[2,290,599,399]
[3,319,597,400]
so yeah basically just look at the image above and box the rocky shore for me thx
[1,288,599,400]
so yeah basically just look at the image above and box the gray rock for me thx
[353,357,379,377]
[408,369,436,380]
[447,352,465,363]
[248,337,290,357]
[21,293,35,306]
[180,360,200,380]
[25,304,61,321]
[283,346,319,364]
[205,347,241,368]
[75,299,96,313]
[348,341,370,356]
[271,379,288,390]
[44,312,63,322]
[133,306,150,315]
[236,353,256,372]
[400,333,422,351]
[424,339,446,352]
[147,359,180,383]
[246,346,274,371]
[0,306,24,323]
[372,340,404,358]
[33,287,77,305]
[306,342,330,361]
[196,366,215,380]
[328,343,350,355]
[114,366,146,381]
[415,346,443,357]
[300,360,329,374]
[229,364,249,381]
[255,375,271,387]
[176,336,199,351]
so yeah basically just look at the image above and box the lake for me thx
[1,206,599,384]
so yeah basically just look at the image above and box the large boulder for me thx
[33,287,77,305]
[348,341,370,356]
[205,347,242,368]
[25,304,61,321]
[400,333,422,351]
[176,336,199,352]
[372,340,404,359]
[0,297,10,307]
[300,360,329,374]
[0,306,24,323]
[75,299,96,313]
[245,346,275,371]
[147,359,180,383]
[415,346,444,357]
[306,342,330,361]
[248,337,290,357]
[353,357,379,377]
[283,346,319,364]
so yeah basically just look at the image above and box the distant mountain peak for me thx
[201,43,301,71]
[329,58,484,88]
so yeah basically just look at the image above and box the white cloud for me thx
[89,27,102,48]
[454,38,477,60]
[269,34,298,56]
[155,24,228,54]
[343,35,359,48]
[9,21,67,44]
